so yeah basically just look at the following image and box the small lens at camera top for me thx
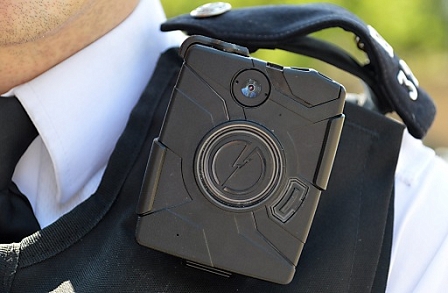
[232,69,270,107]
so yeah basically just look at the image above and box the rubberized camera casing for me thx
[136,36,345,284]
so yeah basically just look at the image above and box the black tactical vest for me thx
[0,4,435,293]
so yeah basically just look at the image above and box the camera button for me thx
[272,179,308,223]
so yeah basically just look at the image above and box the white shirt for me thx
[5,0,183,228]
[387,130,448,292]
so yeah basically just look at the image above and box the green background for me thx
[161,1,448,149]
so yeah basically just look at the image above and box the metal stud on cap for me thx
[190,2,232,18]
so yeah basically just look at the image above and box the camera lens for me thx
[232,69,270,107]
[241,79,262,99]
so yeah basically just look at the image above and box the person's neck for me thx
[0,0,139,94]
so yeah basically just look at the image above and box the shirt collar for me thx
[8,0,183,226]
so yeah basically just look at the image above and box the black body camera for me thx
[136,36,345,284]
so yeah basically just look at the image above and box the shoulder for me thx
[388,130,448,292]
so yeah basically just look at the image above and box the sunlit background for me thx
[162,0,448,151]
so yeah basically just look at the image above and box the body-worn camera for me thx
[136,36,345,284]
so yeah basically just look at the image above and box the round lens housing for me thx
[232,69,270,107]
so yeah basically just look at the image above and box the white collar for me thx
[9,0,183,227]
